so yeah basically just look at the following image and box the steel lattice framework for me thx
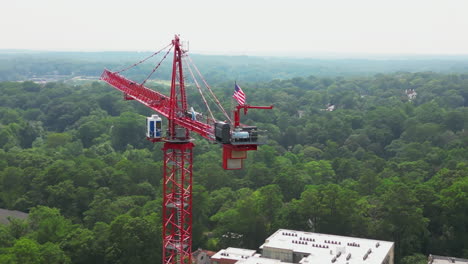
[100,35,272,264]
[163,142,193,264]
[101,36,198,264]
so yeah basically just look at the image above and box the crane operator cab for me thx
[146,114,162,139]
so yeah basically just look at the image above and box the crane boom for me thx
[101,69,214,141]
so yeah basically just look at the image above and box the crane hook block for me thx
[147,114,162,139]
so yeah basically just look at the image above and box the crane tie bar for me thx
[116,43,172,73]
[140,45,174,86]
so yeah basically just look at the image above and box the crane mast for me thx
[163,36,193,264]
[100,35,272,264]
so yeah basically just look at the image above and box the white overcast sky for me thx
[1,0,468,55]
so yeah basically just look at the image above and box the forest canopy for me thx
[0,70,467,264]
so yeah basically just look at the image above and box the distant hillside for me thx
[1,50,468,83]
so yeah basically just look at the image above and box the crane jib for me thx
[100,69,215,141]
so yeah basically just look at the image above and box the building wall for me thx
[195,252,211,264]
[262,247,293,263]
[293,252,309,263]
[211,258,237,264]
[381,244,394,264]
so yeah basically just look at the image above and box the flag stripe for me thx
[233,83,246,105]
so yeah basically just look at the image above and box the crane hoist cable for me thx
[185,55,232,124]
[184,58,216,122]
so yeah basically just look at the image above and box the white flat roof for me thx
[260,229,394,264]
[211,247,257,261]
[430,255,468,264]
[236,256,294,264]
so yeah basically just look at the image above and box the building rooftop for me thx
[260,229,394,264]
[429,255,468,264]
[236,256,293,264]
[193,248,216,257]
[211,247,258,262]
[0,208,28,225]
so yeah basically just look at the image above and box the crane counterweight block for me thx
[222,144,257,170]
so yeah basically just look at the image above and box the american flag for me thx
[233,83,246,105]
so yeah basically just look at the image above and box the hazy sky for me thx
[2,0,468,55]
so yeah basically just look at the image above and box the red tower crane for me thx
[100,35,272,264]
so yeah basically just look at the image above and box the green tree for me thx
[6,238,42,264]
[28,206,74,244]
[375,182,429,260]
[106,214,160,264]
[401,254,427,264]
[61,228,96,264]
[211,188,269,249]
[303,160,336,184]
[299,184,361,234]
[45,132,72,148]
[110,112,148,151]
[438,177,468,256]
[40,242,71,264]
[444,111,466,132]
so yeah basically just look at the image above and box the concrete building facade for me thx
[193,249,216,264]
[236,256,293,264]
[211,247,258,264]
